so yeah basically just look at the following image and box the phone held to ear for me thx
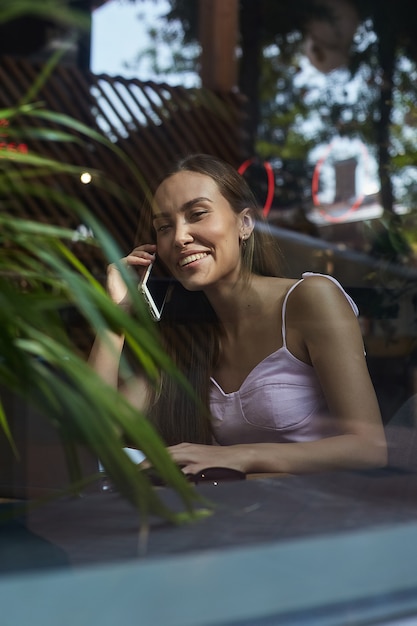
[139,262,173,321]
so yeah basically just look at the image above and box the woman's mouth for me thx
[178,252,209,267]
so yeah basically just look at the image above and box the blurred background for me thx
[2,0,417,424]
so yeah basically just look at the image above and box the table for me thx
[1,418,417,625]
[2,462,417,625]
[0,465,412,569]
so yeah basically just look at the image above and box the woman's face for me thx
[152,171,250,292]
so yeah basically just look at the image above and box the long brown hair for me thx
[143,154,283,445]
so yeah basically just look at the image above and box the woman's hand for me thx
[167,442,252,475]
[106,244,156,306]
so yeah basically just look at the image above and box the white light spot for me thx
[80,171,92,184]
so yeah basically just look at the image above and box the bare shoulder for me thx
[256,275,299,301]
[256,274,356,321]
[287,274,357,323]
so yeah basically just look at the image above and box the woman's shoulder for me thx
[255,273,342,303]
[259,272,344,290]
[256,275,298,296]
[286,273,359,318]
[255,274,357,317]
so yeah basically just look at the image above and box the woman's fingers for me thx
[167,443,238,475]
[125,244,157,268]
[106,244,156,304]
[167,442,250,475]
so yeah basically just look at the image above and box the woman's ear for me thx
[239,208,255,240]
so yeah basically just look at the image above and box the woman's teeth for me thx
[179,253,208,267]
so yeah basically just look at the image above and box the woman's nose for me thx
[173,222,193,247]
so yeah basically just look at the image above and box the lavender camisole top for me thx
[209,273,359,445]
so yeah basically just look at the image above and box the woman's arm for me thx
[167,276,387,475]
[286,274,387,470]
[88,244,156,410]
[88,328,125,389]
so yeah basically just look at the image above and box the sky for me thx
[91,0,163,78]
[91,0,198,85]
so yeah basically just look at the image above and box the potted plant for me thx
[0,0,208,524]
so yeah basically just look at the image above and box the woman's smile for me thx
[178,251,210,268]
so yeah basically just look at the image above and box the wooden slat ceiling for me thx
[0,56,246,269]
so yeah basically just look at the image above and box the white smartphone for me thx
[139,262,173,321]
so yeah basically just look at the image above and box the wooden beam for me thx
[199,0,238,91]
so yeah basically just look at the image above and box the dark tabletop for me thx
[0,463,414,575]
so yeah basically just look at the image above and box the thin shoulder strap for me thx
[302,272,359,315]
[281,279,304,347]
[281,272,361,348]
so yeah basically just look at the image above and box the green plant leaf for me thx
[0,3,214,523]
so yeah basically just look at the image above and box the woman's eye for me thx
[156,223,171,233]
[190,210,207,220]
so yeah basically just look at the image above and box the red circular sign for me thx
[311,141,368,223]
[238,158,275,218]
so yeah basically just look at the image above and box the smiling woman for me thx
[89,153,387,477]
[152,172,252,290]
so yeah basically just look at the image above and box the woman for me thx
[90,154,387,476]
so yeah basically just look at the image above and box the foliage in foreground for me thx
[0,208,208,524]
[0,5,209,522]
